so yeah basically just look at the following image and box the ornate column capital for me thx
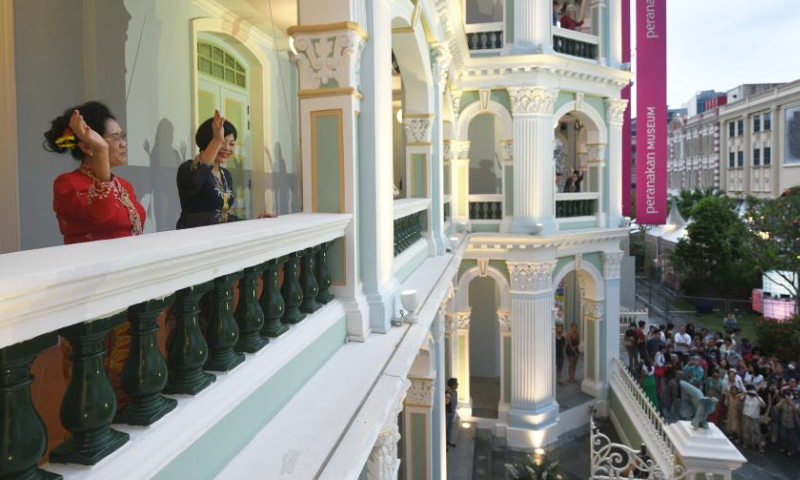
[453,140,471,159]
[497,309,512,334]
[444,313,457,334]
[583,299,605,320]
[585,143,608,164]
[605,98,629,127]
[443,140,454,161]
[451,89,463,120]
[430,43,452,88]
[601,251,624,279]
[501,140,514,162]
[403,116,433,144]
[507,260,557,292]
[508,87,559,116]
[291,27,366,92]
[456,311,471,330]
[405,377,435,407]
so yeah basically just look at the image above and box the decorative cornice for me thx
[508,87,559,116]
[445,313,457,334]
[601,251,624,279]
[287,21,368,40]
[406,377,435,407]
[403,117,432,144]
[584,299,605,320]
[585,143,607,164]
[443,140,454,160]
[453,140,471,158]
[497,309,512,334]
[292,29,365,92]
[605,98,628,126]
[507,260,557,292]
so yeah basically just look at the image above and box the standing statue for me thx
[554,137,566,192]
[680,380,718,429]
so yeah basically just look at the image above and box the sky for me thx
[631,0,800,110]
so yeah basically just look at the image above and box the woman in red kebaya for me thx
[44,101,144,405]
[44,101,144,244]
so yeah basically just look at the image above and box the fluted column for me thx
[500,140,514,232]
[431,309,446,480]
[601,252,623,396]
[497,309,512,423]
[508,87,559,234]
[513,0,553,53]
[606,99,628,227]
[507,260,558,448]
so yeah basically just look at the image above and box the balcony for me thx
[552,27,599,61]
[0,214,350,479]
[465,22,504,52]
[468,194,503,221]
[555,192,599,218]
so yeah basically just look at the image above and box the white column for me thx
[450,142,471,231]
[513,0,553,53]
[608,0,622,68]
[366,388,406,480]
[291,16,371,340]
[500,140,514,232]
[497,309,512,423]
[581,297,605,398]
[586,142,607,227]
[605,99,628,228]
[508,87,559,235]
[431,310,447,480]
[429,45,451,255]
[601,252,623,400]
[506,260,558,449]
[453,310,472,415]
[358,0,396,333]
[403,377,435,480]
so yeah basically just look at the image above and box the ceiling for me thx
[217,0,297,35]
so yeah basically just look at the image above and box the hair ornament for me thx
[55,128,77,150]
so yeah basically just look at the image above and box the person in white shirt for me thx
[742,385,766,452]
[722,368,745,394]
[673,325,692,354]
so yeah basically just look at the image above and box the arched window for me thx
[197,41,246,89]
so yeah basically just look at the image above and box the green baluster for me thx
[393,219,401,255]
[281,252,306,324]
[315,243,334,304]
[260,258,289,337]
[0,333,62,479]
[235,266,269,353]
[205,273,245,371]
[115,297,177,426]
[163,282,216,395]
[51,314,129,465]
[300,247,321,314]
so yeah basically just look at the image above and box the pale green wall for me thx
[559,220,598,230]
[503,336,511,401]
[411,153,427,197]
[504,165,514,216]
[585,320,596,379]
[411,413,427,480]
[459,91,480,115]
[505,0,515,43]
[554,91,574,113]
[315,113,342,212]
[490,90,512,115]
[471,223,501,232]
[153,316,347,480]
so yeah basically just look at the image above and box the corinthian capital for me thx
[601,251,624,279]
[403,116,433,144]
[507,260,557,292]
[290,26,366,91]
[430,43,452,87]
[605,98,629,126]
[508,87,559,116]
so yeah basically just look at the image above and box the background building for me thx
[667,97,724,192]
[719,79,800,199]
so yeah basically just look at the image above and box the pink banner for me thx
[622,0,632,217]
[635,0,667,224]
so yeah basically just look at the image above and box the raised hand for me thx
[212,109,226,142]
[69,109,108,154]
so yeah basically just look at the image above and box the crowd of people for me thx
[624,314,800,457]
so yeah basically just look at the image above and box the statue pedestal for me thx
[665,421,746,480]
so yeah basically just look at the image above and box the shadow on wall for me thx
[470,158,501,194]
[266,141,300,215]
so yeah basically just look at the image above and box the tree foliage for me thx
[668,187,725,219]
[745,186,800,310]
[755,316,800,363]
[670,196,760,298]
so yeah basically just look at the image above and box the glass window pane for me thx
[465,0,503,24]
[212,47,224,63]
[212,63,224,78]
[236,73,246,87]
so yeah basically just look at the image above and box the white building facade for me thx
[667,109,721,192]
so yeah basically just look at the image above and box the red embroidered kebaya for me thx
[53,163,145,244]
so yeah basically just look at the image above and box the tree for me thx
[670,196,760,298]
[745,186,800,312]
[668,187,725,219]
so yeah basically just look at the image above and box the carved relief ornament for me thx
[602,252,624,279]
[605,98,629,126]
[405,377,435,407]
[508,87,559,116]
[403,117,433,144]
[507,261,557,292]
[292,28,365,91]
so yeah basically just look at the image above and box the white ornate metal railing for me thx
[591,417,713,480]
[619,307,649,338]
[609,357,675,475]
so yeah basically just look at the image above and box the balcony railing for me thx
[619,307,649,339]
[552,27,599,60]
[555,192,599,218]
[464,22,504,52]
[468,194,503,220]
[393,198,429,256]
[0,213,350,478]
[443,194,451,224]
